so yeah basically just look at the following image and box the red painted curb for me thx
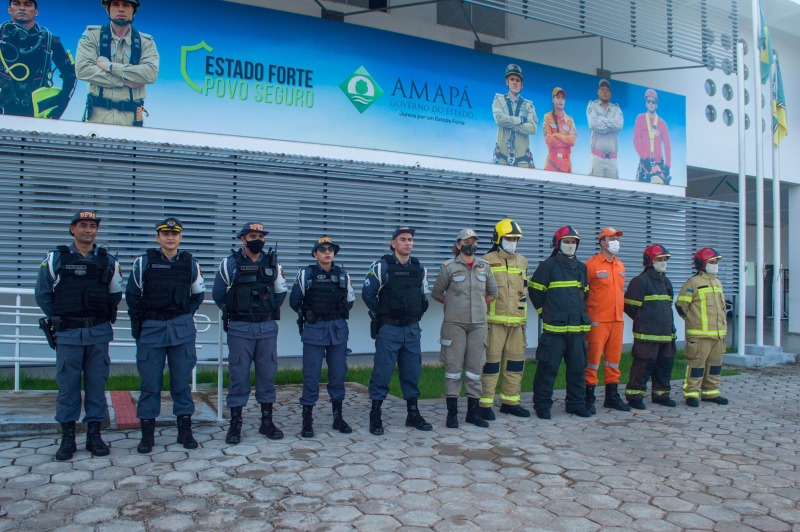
[110,391,140,430]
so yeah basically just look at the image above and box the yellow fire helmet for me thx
[492,218,523,245]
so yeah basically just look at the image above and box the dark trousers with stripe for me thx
[625,340,676,400]
[533,332,586,412]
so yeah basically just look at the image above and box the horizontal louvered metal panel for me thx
[0,130,738,296]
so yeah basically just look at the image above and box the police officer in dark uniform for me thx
[212,222,287,445]
[35,210,123,460]
[0,0,76,117]
[362,226,432,436]
[290,236,355,438]
[126,217,205,454]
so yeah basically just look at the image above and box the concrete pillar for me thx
[789,186,800,333]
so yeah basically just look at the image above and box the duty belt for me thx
[591,149,617,159]
[142,310,190,321]
[381,318,418,327]
[60,317,109,329]
[87,93,142,113]
[310,313,347,322]
[230,313,275,323]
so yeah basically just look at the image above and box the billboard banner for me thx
[0,0,686,186]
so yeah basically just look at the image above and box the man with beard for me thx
[76,0,158,126]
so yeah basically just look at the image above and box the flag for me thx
[772,55,787,146]
[759,1,773,85]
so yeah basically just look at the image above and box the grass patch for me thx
[0,349,738,398]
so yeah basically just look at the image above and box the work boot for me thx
[331,401,352,434]
[686,397,700,407]
[652,395,677,407]
[259,403,284,440]
[479,405,496,421]
[585,385,597,415]
[55,422,77,461]
[86,422,110,457]
[628,397,646,410]
[176,415,198,449]
[137,419,156,454]
[702,396,729,405]
[445,398,459,428]
[500,404,531,418]
[465,397,489,428]
[405,398,432,431]
[301,405,314,438]
[535,409,551,420]
[225,406,243,444]
[565,405,592,418]
[369,400,384,436]
[604,384,631,411]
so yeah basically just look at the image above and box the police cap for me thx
[598,79,611,89]
[312,236,341,255]
[70,211,101,226]
[456,228,479,241]
[236,222,268,238]
[155,217,182,233]
[391,226,415,239]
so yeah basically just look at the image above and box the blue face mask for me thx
[245,239,265,254]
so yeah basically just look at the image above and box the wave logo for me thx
[339,66,384,113]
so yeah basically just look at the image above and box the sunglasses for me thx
[646,99,657,104]
[317,246,335,253]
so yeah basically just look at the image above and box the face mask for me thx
[460,244,478,256]
[653,261,668,274]
[606,240,620,255]
[501,240,518,254]
[705,263,719,275]
[245,239,265,254]
[560,243,577,256]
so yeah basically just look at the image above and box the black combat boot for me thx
[465,397,489,428]
[369,400,384,436]
[405,398,432,431]
[86,422,110,457]
[226,406,243,444]
[176,415,198,449]
[585,385,597,415]
[479,404,496,421]
[652,394,677,407]
[565,404,592,417]
[604,384,631,411]
[259,403,284,440]
[137,419,156,454]
[55,422,77,461]
[445,397,459,428]
[702,396,729,405]
[628,397,646,410]
[331,401,352,434]
[301,405,314,438]
[499,404,531,417]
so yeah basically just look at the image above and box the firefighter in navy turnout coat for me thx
[528,226,592,419]
[362,226,433,436]
[126,218,205,454]
[35,211,123,461]
[290,237,355,438]
[623,244,678,409]
[212,222,287,445]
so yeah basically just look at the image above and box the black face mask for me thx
[245,240,265,254]
[460,244,478,256]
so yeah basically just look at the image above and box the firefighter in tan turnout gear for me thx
[675,248,729,407]
[479,219,530,420]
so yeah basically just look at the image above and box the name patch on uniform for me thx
[151,264,172,269]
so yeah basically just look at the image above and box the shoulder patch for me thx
[685,289,693,293]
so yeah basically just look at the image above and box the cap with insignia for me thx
[70,211,101,225]
[155,217,183,233]
[236,222,268,238]
[312,236,341,255]
[391,226,415,239]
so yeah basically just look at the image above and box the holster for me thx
[38,317,57,350]
[130,314,142,340]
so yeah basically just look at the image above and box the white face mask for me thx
[501,239,518,254]
[606,240,620,255]
[560,242,577,256]
[653,261,668,274]
[705,263,719,275]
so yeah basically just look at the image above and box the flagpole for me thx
[772,52,782,347]
[752,0,765,346]
[737,41,747,357]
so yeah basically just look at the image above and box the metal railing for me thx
[0,287,227,421]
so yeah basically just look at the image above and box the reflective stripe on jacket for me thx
[528,253,591,334]
[675,272,727,338]
[483,249,528,326]
[624,267,675,343]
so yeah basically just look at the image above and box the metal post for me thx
[737,41,747,357]
[217,308,224,422]
[772,96,782,347]
[14,295,21,392]
[752,0,765,346]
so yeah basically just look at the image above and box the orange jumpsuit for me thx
[543,110,577,172]
[584,253,626,385]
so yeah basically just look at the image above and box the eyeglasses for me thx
[317,246,335,253]
[646,99,657,104]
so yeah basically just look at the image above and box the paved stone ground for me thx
[1,367,800,531]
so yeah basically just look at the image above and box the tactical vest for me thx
[141,249,193,320]
[303,265,348,322]
[52,246,113,324]
[224,251,278,322]
[0,22,54,111]
[377,254,426,325]
[96,24,140,102]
